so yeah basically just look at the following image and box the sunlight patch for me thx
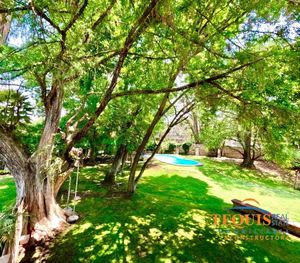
[175,228,195,240]
[159,258,172,263]
[246,256,255,262]
[131,215,152,226]
[149,228,163,239]
[84,245,95,253]
[73,222,92,234]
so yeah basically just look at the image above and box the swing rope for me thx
[73,163,80,212]
[66,175,72,208]
[65,147,82,214]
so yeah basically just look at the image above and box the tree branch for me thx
[65,0,160,155]
[63,0,88,33]
[134,100,194,184]
[31,2,63,34]
[0,6,30,14]
[92,0,117,30]
[0,126,30,180]
[111,58,263,99]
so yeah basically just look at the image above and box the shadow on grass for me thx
[46,174,299,263]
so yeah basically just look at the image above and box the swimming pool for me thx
[150,154,202,167]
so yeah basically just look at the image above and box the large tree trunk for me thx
[103,144,126,185]
[294,170,300,190]
[8,169,67,263]
[18,173,66,235]
[188,111,201,144]
[0,136,67,263]
[240,131,255,168]
[0,81,69,262]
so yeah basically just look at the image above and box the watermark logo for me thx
[209,198,289,240]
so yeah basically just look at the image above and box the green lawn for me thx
[1,158,300,262]
[0,175,16,212]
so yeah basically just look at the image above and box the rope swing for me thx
[64,147,83,223]
[73,163,80,212]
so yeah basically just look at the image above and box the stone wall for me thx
[221,146,243,159]
[189,144,244,159]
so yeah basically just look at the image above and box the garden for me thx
[0,1,300,262]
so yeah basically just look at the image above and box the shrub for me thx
[292,150,300,169]
[165,143,176,153]
[0,210,15,256]
[182,143,192,155]
[146,142,157,152]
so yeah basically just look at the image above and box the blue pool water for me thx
[151,154,202,167]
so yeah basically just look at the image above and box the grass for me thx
[196,158,300,223]
[1,158,300,262]
[0,175,16,212]
[48,158,300,263]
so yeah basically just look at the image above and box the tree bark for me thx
[103,144,126,185]
[127,93,170,193]
[294,170,300,190]
[0,12,11,45]
[188,111,201,144]
[240,131,255,168]
[120,150,128,173]
[0,81,68,262]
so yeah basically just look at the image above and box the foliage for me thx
[0,89,32,131]
[199,111,234,151]
[292,150,300,169]
[17,121,43,154]
[146,142,157,152]
[182,142,191,155]
[165,143,176,153]
[0,176,16,255]
[0,209,15,254]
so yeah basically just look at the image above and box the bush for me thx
[182,143,192,155]
[165,143,176,153]
[0,170,10,175]
[146,142,157,152]
[292,150,300,169]
[0,160,4,170]
[0,210,15,256]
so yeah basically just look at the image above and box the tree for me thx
[0,89,32,131]
[199,112,234,157]
[0,1,162,261]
